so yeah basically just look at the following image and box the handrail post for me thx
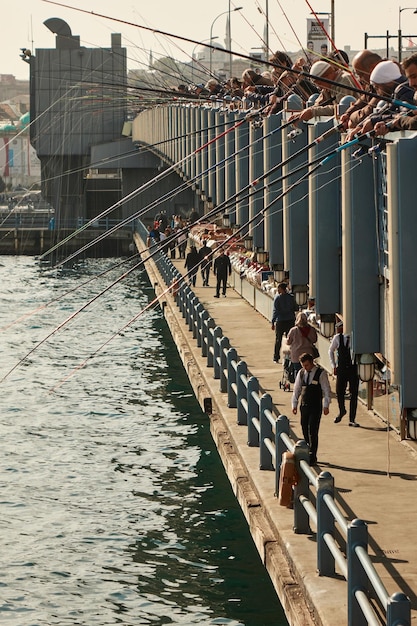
[260,393,274,470]
[227,348,238,408]
[219,336,230,392]
[347,519,368,626]
[236,360,248,424]
[174,271,181,304]
[196,303,204,345]
[200,310,209,352]
[247,376,260,446]
[387,592,411,626]
[189,296,198,332]
[186,291,193,327]
[293,439,311,534]
[206,319,216,366]
[178,283,185,315]
[317,471,335,576]
[213,326,223,378]
[275,414,290,496]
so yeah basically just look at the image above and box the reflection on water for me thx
[0,256,288,626]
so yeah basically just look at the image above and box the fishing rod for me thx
[301,0,362,90]
[46,102,328,266]
[44,132,364,393]
[52,114,343,272]
[3,116,340,336]
[38,100,276,261]
[3,117,369,388]
[41,0,417,111]
[49,104,342,268]
[275,0,311,67]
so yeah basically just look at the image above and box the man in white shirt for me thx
[328,321,360,427]
[292,353,331,465]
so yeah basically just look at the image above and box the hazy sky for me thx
[1,0,414,80]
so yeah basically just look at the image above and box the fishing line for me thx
[0,251,143,333]
[38,102,275,261]
[4,121,371,388]
[275,0,309,65]
[40,0,417,112]
[48,110,341,268]
[46,149,341,392]
[48,110,328,266]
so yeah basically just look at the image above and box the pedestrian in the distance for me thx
[184,245,200,287]
[271,283,298,363]
[199,242,213,286]
[213,248,231,298]
[286,312,318,377]
[291,352,331,465]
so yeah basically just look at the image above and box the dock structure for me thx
[24,23,417,624]
[136,231,417,626]
[131,103,417,441]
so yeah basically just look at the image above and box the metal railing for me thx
[139,223,411,626]
[0,212,134,231]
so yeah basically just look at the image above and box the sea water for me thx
[0,256,288,626]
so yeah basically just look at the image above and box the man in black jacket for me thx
[199,242,213,286]
[213,249,231,298]
[271,283,298,363]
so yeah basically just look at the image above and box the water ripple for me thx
[0,257,286,626]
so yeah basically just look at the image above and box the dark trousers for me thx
[274,319,294,361]
[300,405,322,461]
[201,267,210,286]
[216,274,227,296]
[189,269,197,287]
[336,366,359,421]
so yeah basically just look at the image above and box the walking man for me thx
[213,248,231,298]
[292,353,331,465]
[184,245,200,287]
[328,321,360,427]
[199,241,213,286]
[271,283,298,363]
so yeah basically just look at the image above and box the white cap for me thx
[370,60,402,85]
[310,60,331,78]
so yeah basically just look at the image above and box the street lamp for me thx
[192,37,218,82]
[398,6,417,62]
[210,6,242,76]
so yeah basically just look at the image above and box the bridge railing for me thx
[139,224,410,626]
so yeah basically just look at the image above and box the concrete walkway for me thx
[143,241,417,626]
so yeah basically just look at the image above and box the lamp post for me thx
[222,5,243,77]
[398,6,417,62]
[210,10,230,76]
[192,37,218,82]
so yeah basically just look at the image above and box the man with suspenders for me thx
[329,321,360,427]
[292,353,331,465]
